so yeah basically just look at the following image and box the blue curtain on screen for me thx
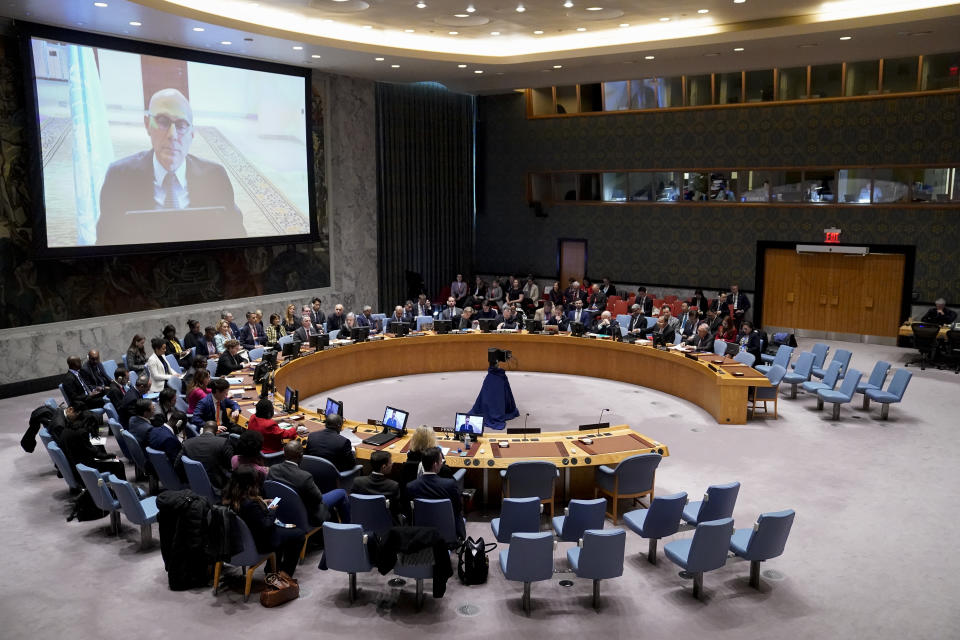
[66,45,114,245]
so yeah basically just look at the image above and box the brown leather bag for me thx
[259,571,299,607]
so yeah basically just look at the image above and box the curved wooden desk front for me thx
[273,332,765,426]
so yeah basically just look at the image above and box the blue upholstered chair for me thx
[102,358,118,381]
[664,517,735,599]
[301,454,362,493]
[350,494,393,537]
[749,364,787,419]
[865,369,913,420]
[145,447,185,491]
[796,343,829,372]
[553,497,606,542]
[729,509,796,589]
[38,426,54,451]
[499,532,555,613]
[812,348,851,380]
[371,313,387,331]
[164,354,183,374]
[802,360,842,395]
[415,316,434,331]
[58,383,70,406]
[781,351,815,399]
[500,461,558,518]
[757,345,793,375]
[616,314,631,330]
[106,473,159,549]
[623,491,688,564]
[713,340,727,356]
[44,397,59,410]
[263,480,323,562]
[491,497,541,543]
[323,522,373,603]
[107,418,132,461]
[646,317,657,329]
[733,350,756,367]
[594,453,661,523]
[856,361,891,409]
[167,375,183,396]
[248,347,264,362]
[127,370,137,387]
[682,482,740,525]
[103,401,120,424]
[120,429,149,481]
[412,498,459,546]
[181,455,217,503]
[46,441,80,491]
[567,528,626,610]
[206,359,219,377]
[817,368,862,420]
[75,463,122,535]
[213,516,275,602]
[261,451,284,467]
[277,335,295,347]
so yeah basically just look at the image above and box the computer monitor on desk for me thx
[570,321,586,337]
[454,413,484,439]
[391,322,410,337]
[434,319,453,334]
[282,340,301,358]
[526,320,543,333]
[310,334,330,349]
[382,406,408,434]
[478,319,498,333]
[283,386,299,412]
[325,397,343,418]
[349,326,370,342]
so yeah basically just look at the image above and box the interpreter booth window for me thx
[871,169,911,203]
[716,72,742,104]
[627,172,653,201]
[629,78,663,110]
[603,81,629,111]
[529,173,553,203]
[682,172,711,200]
[802,170,837,203]
[906,167,959,203]
[778,67,808,101]
[745,69,775,102]
[578,173,602,201]
[920,52,960,91]
[655,77,684,108]
[556,85,579,114]
[649,172,681,202]
[845,60,880,96]
[553,173,578,201]
[686,75,712,106]
[530,87,554,116]
[837,169,873,203]
[882,57,918,94]
[580,84,603,112]
[810,63,843,98]
[601,173,629,202]
[709,172,738,201]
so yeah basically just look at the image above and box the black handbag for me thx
[457,536,497,585]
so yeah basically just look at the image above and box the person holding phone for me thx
[223,465,305,578]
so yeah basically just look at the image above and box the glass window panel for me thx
[882,57,918,94]
[529,87,554,116]
[601,172,629,201]
[661,77,683,108]
[681,172,711,201]
[870,169,911,203]
[578,173,601,201]
[686,75,712,106]
[650,172,681,201]
[603,81,629,111]
[810,63,843,98]
[771,171,804,202]
[556,85,579,114]
[580,83,603,112]
[779,67,807,100]
[717,72,742,104]
[845,60,880,96]
[707,172,737,200]
[802,170,837,203]
[628,172,655,201]
[745,70,775,102]
[898,167,959,203]
[529,173,552,203]
[837,169,872,203]
[629,78,660,110]
[740,171,800,202]
[553,174,578,201]
[921,52,960,90]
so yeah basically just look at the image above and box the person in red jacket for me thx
[246,398,297,454]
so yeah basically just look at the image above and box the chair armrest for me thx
[452,468,466,483]
[564,506,569,516]
[339,464,363,479]
[385,499,391,509]
[577,538,583,547]
[597,465,615,476]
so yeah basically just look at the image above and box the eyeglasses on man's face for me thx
[147,113,192,134]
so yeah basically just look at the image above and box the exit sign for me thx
[824,227,841,244]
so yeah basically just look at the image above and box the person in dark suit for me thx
[736,321,764,366]
[710,291,730,317]
[178,421,234,491]
[119,375,150,428]
[458,306,476,330]
[62,356,106,408]
[627,305,648,335]
[600,278,617,298]
[440,297,461,322]
[497,305,521,330]
[215,340,245,377]
[564,281,586,310]
[292,316,317,344]
[728,284,751,324]
[921,298,957,325]
[127,399,156,449]
[634,287,654,316]
[191,326,218,358]
[704,309,724,334]
[238,312,266,351]
[356,306,380,333]
[586,284,606,313]
[384,306,409,334]
[309,297,327,331]
[593,311,617,335]
[190,378,241,432]
[96,88,242,246]
[685,323,716,352]
[80,350,112,388]
[650,316,676,345]
[147,420,182,464]
[305,412,356,472]
[352,450,400,504]
[690,289,710,315]
[105,366,128,410]
[267,441,349,525]
[182,319,204,352]
[676,306,700,338]
[405,447,465,540]
[325,304,347,333]
[566,299,593,327]
[60,401,126,479]
[546,306,570,331]
[477,300,498,319]
[152,388,188,434]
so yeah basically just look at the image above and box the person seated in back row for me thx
[497,305,522,331]
[267,440,349,525]
[920,297,956,325]
[351,450,401,517]
[305,412,356,473]
[546,305,570,331]
[685,323,715,353]
[405,447,465,540]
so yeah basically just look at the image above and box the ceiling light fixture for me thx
[192,27,205,32]
[220,40,232,45]
[129,21,142,26]
[292,45,303,50]
[698,8,709,13]
[362,25,372,29]
[534,29,544,34]
[475,69,484,73]
[449,31,459,34]
[586,6,603,10]
[553,64,562,68]
[391,64,400,68]
[516,4,526,12]
[733,47,744,51]
[416,2,427,8]
[375,57,385,61]
[659,17,670,22]
[491,31,501,35]
[466,5,476,12]
[563,0,573,7]
[405,28,415,32]
[93,2,108,7]
[576,27,586,31]
[644,55,655,59]
[619,23,629,27]
[734,0,746,3]
[311,54,322,58]
[458,64,467,68]
[839,35,852,40]
[455,13,469,17]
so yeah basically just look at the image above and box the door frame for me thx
[557,238,588,283]
[754,240,915,329]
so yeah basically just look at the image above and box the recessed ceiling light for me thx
[659,17,670,22]
[449,31,459,35]
[586,6,603,10]
[416,1,427,7]
[332,0,349,2]
[466,5,476,12]
[516,4,526,12]
[534,30,544,34]
[698,8,709,13]
[475,69,484,73]
[375,57,385,61]
[311,54,322,58]
[553,64,562,68]
[292,45,303,50]
[129,21,142,26]
[564,0,574,7]
[619,23,629,27]
[576,27,586,31]
[839,35,852,40]
[93,2,108,7]
[491,31,501,35]
[192,27,205,32]
[405,29,415,32]
[733,47,744,51]
[644,55,655,60]
[455,13,469,17]
[391,64,400,68]
[458,64,467,68]
[220,40,232,45]
[734,0,746,3]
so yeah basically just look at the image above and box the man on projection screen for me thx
[96,88,244,245]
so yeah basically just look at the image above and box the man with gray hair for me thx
[921,297,956,325]
[357,305,380,333]
[685,322,715,352]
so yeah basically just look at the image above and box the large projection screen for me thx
[23,25,317,256]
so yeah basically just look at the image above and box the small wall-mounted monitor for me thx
[382,406,408,433]
[325,397,343,418]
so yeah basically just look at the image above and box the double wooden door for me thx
[762,248,905,337]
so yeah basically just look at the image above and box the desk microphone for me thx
[522,412,530,441]
[597,408,609,437]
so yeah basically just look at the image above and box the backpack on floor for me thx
[457,536,497,585]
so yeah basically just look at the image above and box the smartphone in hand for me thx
[267,497,281,510]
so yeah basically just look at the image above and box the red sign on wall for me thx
[824,227,841,244]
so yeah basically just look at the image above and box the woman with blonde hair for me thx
[401,425,459,488]
[283,304,299,333]
[214,319,231,353]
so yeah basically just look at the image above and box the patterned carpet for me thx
[39,115,72,168]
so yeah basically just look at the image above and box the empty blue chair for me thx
[664,517,735,599]
[682,481,740,525]
[182,422,199,438]
[802,360,842,395]
[174,395,190,414]
[646,317,657,329]
[277,334,295,347]
[501,461,558,518]
[181,455,217,503]
[553,497,606,542]
[263,480,322,562]
[46,441,79,492]
[103,401,120,424]
[102,358,118,381]
[58,383,70,405]
[120,429,149,482]
[865,368,913,420]
[128,370,137,387]
[38,426,54,452]
[733,350,756,367]
[730,509,796,589]
[122,354,128,369]
[213,516,275,602]
[757,345,793,375]
[166,375,184,396]
[415,316,434,331]
[491,497,541,543]
[812,348,851,379]
[349,494,393,538]
[623,491,688,564]
[145,447,185,491]
[164,354,183,374]
[76,463,122,535]
[261,451,284,467]
[795,342,829,372]
[499,532,555,613]
[106,473,159,549]
[301,454,362,493]
[595,452,661,523]
[781,352,815,399]
[248,347,264,362]
[713,340,727,356]
[616,314,631,330]
[323,522,373,603]
[206,360,219,377]
[817,368,862,420]
[750,364,787,419]
[44,397,59,410]
[856,361,891,409]
[107,418,132,462]
[567,528,626,610]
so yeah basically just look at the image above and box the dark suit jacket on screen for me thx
[96,150,243,245]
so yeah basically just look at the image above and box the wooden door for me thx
[559,239,587,286]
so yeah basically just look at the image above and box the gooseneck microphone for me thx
[597,408,609,437]
[523,412,530,441]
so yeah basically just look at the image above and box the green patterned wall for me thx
[476,92,960,301]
